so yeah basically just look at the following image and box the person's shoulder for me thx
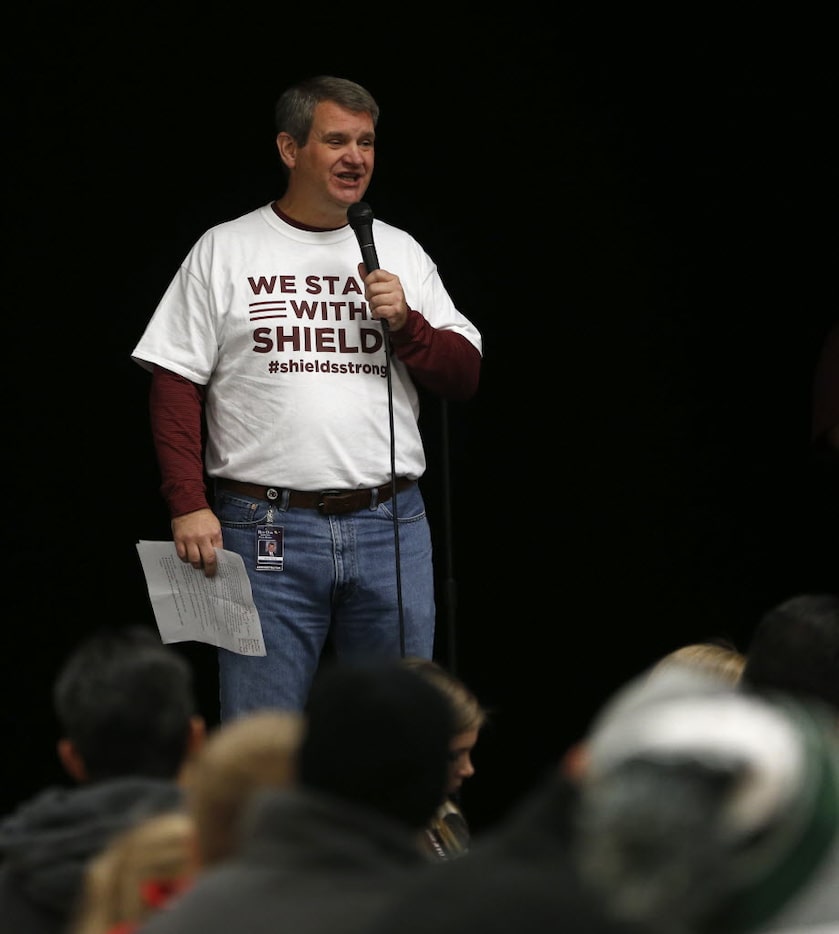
[212,203,272,231]
[0,784,79,834]
[373,215,413,240]
[177,206,274,267]
[373,217,432,260]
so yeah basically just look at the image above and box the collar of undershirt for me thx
[271,201,347,233]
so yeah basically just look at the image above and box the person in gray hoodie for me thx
[0,625,205,934]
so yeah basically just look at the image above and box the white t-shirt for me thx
[132,204,481,489]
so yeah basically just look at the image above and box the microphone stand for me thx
[380,321,406,655]
[346,202,407,655]
[440,399,458,675]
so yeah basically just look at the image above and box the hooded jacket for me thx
[0,777,183,934]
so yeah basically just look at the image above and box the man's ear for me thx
[57,738,88,783]
[187,714,207,757]
[276,132,297,170]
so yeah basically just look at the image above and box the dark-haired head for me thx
[53,625,199,781]
[299,659,453,830]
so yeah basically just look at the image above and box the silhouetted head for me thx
[574,665,839,933]
[742,593,839,712]
[53,625,198,781]
[299,659,454,830]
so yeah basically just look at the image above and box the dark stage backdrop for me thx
[3,10,836,832]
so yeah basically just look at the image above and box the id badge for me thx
[256,525,284,571]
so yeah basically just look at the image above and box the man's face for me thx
[280,100,375,214]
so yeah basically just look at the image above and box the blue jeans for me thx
[214,481,435,718]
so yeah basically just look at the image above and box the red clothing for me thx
[149,368,208,519]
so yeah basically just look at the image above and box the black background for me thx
[3,8,837,833]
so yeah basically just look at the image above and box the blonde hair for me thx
[185,709,304,866]
[650,641,746,686]
[71,810,195,934]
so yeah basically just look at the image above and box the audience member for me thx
[737,593,839,932]
[134,659,454,934]
[741,593,839,712]
[69,811,196,934]
[0,625,204,934]
[400,656,487,860]
[572,664,839,933]
[184,709,303,867]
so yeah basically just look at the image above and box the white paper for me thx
[136,541,266,656]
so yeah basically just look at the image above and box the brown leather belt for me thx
[215,477,414,515]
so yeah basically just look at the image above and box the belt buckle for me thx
[317,490,355,515]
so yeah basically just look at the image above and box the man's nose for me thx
[343,143,366,163]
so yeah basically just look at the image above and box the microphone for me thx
[347,201,380,272]
[347,200,388,336]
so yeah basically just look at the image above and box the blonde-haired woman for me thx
[401,657,488,860]
[70,810,195,934]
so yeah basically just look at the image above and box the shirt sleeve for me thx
[389,309,481,400]
[149,365,211,517]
